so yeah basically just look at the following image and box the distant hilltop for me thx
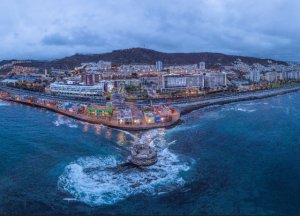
[0,48,287,73]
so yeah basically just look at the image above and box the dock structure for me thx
[129,144,158,166]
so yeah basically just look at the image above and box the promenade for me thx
[0,91,181,131]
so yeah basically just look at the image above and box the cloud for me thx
[42,30,107,47]
[0,0,300,60]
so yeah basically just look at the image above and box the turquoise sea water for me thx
[0,92,300,215]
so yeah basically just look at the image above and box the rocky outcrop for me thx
[129,144,158,166]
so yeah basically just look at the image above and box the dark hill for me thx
[1,48,287,72]
[49,48,287,69]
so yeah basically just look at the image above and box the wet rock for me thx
[129,144,158,166]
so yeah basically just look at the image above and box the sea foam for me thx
[53,117,78,128]
[58,129,193,206]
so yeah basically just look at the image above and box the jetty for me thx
[176,85,300,115]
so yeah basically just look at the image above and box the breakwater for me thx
[176,85,300,115]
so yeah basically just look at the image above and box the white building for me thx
[159,74,204,92]
[119,64,156,72]
[166,64,198,72]
[204,73,227,89]
[199,62,206,70]
[287,71,300,80]
[156,61,163,71]
[264,72,277,83]
[49,83,104,98]
[97,60,112,70]
[249,69,261,83]
[51,68,69,75]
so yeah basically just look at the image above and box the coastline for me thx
[1,85,300,131]
[0,97,181,131]
[176,85,300,115]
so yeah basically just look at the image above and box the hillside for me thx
[1,48,287,73]
[50,48,287,69]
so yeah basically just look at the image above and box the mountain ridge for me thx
[1,48,287,72]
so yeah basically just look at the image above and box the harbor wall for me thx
[178,86,300,115]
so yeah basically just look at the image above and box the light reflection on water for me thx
[105,127,112,140]
[117,132,126,146]
[94,125,102,135]
[83,123,89,133]
[2,92,300,214]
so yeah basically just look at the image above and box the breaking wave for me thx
[58,129,194,206]
[224,105,257,113]
[220,100,272,113]
[235,107,256,113]
[53,116,78,128]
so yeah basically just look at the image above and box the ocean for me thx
[0,92,300,215]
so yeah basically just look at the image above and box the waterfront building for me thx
[159,74,204,92]
[156,61,163,71]
[49,82,104,98]
[264,71,277,83]
[117,109,133,124]
[204,73,227,89]
[86,104,113,117]
[249,69,261,83]
[287,71,300,80]
[80,72,141,91]
[276,72,284,81]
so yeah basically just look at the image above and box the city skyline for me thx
[1,0,300,61]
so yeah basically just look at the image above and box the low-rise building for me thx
[119,64,156,72]
[49,82,104,98]
[9,66,39,75]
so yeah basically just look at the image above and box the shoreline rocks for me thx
[129,144,158,166]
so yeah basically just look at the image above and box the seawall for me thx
[177,86,300,115]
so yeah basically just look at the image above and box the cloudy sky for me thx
[1,0,300,61]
